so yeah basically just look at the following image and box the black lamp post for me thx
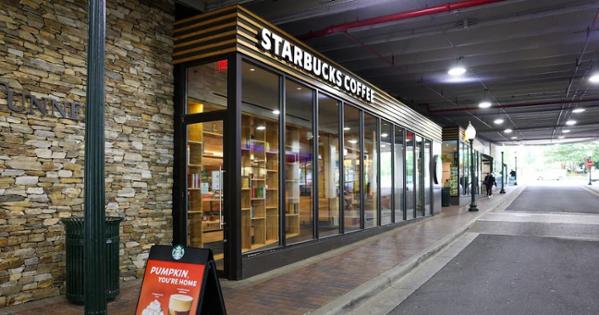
[465,122,478,211]
[500,151,506,194]
[588,154,593,186]
[84,0,107,314]
[514,154,518,186]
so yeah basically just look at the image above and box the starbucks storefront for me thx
[171,6,443,280]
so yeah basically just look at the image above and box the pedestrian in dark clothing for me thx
[483,173,496,197]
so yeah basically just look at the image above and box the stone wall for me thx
[0,0,175,307]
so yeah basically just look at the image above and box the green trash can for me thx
[442,187,450,207]
[61,216,123,304]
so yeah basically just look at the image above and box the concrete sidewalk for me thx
[3,188,522,315]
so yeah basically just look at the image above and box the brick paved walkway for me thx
[4,189,516,315]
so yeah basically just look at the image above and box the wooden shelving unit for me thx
[241,115,280,253]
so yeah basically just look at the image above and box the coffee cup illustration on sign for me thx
[168,294,194,315]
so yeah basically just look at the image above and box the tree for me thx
[545,143,599,170]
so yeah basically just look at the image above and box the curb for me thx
[310,187,524,315]
[581,184,599,197]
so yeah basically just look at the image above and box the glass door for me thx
[187,120,225,271]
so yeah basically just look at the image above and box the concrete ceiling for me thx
[183,0,599,144]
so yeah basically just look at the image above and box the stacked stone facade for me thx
[0,0,175,307]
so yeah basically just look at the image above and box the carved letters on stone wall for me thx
[0,82,82,120]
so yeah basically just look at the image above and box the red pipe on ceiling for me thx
[299,0,505,41]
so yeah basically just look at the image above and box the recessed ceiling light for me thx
[381,133,388,138]
[256,125,266,131]
[589,73,599,83]
[272,109,280,115]
[478,101,492,108]
[296,87,302,91]
[493,118,504,125]
[448,66,466,77]
[249,68,256,72]
[504,128,513,134]
[573,108,586,113]
[343,127,351,131]
[511,136,518,140]
[348,139,358,144]
[565,120,577,126]
[562,129,571,133]
[558,135,565,139]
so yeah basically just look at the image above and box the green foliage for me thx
[545,143,599,167]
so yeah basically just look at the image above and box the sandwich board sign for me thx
[135,245,226,315]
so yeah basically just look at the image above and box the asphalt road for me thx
[506,185,599,213]
[390,234,599,315]
[388,185,599,315]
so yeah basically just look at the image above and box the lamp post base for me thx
[468,203,479,212]
[500,188,506,194]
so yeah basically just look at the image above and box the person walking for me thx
[483,172,496,198]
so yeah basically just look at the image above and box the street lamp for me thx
[588,152,593,186]
[500,151,506,194]
[464,122,478,211]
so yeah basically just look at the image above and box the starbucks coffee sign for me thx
[259,28,375,103]
[0,82,82,120]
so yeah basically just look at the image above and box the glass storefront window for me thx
[343,105,361,231]
[406,131,415,219]
[394,127,405,221]
[363,114,378,228]
[318,94,340,237]
[380,121,393,225]
[285,79,314,244]
[240,62,280,252]
[187,60,228,114]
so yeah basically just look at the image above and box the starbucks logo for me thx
[172,245,185,260]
